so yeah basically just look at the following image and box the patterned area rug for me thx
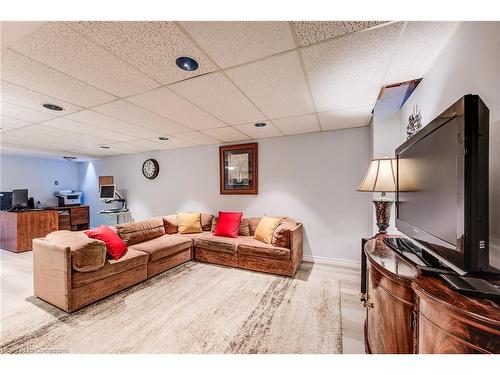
[1,262,342,354]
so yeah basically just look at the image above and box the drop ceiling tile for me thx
[26,123,115,146]
[1,49,115,107]
[68,21,216,85]
[170,72,263,125]
[273,114,320,135]
[1,80,83,115]
[148,136,193,149]
[93,100,191,135]
[74,144,135,156]
[202,127,250,142]
[174,131,219,145]
[126,86,225,130]
[11,22,160,97]
[383,22,459,85]
[227,51,314,119]
[42,117,135,142]
[180,21,295,68]
[293,21,388,46]
[0,128,80,151]
[1,115,31,130]
[318,105,372,130]
[65,110,160,138]
[108,139,163,153]
[302,23,404,112]
[234,122,282,139]
[1,102,55,123]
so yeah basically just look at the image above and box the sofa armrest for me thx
[290,223,303,273]
[33,238,72,312]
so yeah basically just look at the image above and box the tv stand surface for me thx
[362,235,500,354]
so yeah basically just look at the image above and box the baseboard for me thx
[302,255,361,269]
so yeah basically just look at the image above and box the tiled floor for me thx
[0,250,365,354]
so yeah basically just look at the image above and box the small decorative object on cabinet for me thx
[362,236,500,354]
[219,143,258,194]
[142,159,159,180]
[357,158,400,234]
[406,105,422,139]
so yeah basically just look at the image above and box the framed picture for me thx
[219,143,258,194]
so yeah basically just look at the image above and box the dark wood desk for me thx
[48,205,90,231]
[0,210,59,252]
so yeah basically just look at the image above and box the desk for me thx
[48,205,90,231]
[0,210,58,252]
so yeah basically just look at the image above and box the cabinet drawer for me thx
[70,207,89,225]
[58,214,71,230]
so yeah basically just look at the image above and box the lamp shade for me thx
[357,158,397,192]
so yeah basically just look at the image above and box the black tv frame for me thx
[395,95,489,273]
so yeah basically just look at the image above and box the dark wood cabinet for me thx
[363,235,500,354]
[51,205,90,231]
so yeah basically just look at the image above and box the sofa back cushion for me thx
[45,230,106,272]
[177,212,203,234]
[248,217,261,236]
[163,213,213,233]
[271,218,297,249]
[201,213,214,231]
[254,216,283,244]
[116,217,165,245]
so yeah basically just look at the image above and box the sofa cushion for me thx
[163,215,178,234]
[271,218,297,249]
[72,248,148,288]
[201,213,214,231]
[214,211,242,238]
[177,212,203,234]
[45,230,106,272]
[212,217,250,236]
[248,217,261,236]
[178,231,212,240]
[238,236,291,261]
[85,225,127,260]
[195,234,240,253]
[116,217,165,245]
[254,216,282,244]
[128,234,192,262]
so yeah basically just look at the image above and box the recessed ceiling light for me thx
[100,146,110,149]
[175,56,199,71]
[254,122,267,128]
[62,156,77,161]
[158,136,169,141]
[43,103,64,111]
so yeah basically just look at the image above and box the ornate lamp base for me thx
[373,198,393,234]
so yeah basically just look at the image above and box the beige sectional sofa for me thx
[33,214,303,313]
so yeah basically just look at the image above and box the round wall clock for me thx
[142,159,159,180]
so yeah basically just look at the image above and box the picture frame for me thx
[219,142,258,195]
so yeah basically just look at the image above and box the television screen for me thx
[396,95,489,273]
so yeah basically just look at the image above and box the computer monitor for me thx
[12,189,28,208]
[0,191,13,210]
[100,185,116,199]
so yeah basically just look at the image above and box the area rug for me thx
[0,261,342,354]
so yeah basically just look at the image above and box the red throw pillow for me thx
[214,211,243,238]
[85,225,127,260]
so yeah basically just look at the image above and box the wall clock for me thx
[142,159,159,180]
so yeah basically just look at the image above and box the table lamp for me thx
[357,158,397,235]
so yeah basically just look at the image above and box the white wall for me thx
[400,22,500,268]
[78,127,372,262]
[0,154,79,207]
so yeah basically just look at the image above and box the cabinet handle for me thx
[365,300,374,309]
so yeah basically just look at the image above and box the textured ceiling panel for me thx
[67,21,216,85]
[383,22,459,85]
[318,105,372,130]
[1,80,83,115]
[11,22,160,97]
[293,21,388,46]
[170,72,263,125]
[234,122,282,139]
[1,101,55,123]
[1,128,86,150]
[227,51,314,119]
[181,21,295,68]
[1,49,115,107]
[92,100,192,135]
[202,127,250,142]
[127,86,225,130]
[42,117,136,142]
[25,124,116,146]
[0,115,31,130]
[106,139,164,153]
[302,23,403,112]
[65,110,160,139]
[174,131,219,145]
[272,114,320,135]
[148,136,193,149]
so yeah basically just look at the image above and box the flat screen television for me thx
[396,95,489,273]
